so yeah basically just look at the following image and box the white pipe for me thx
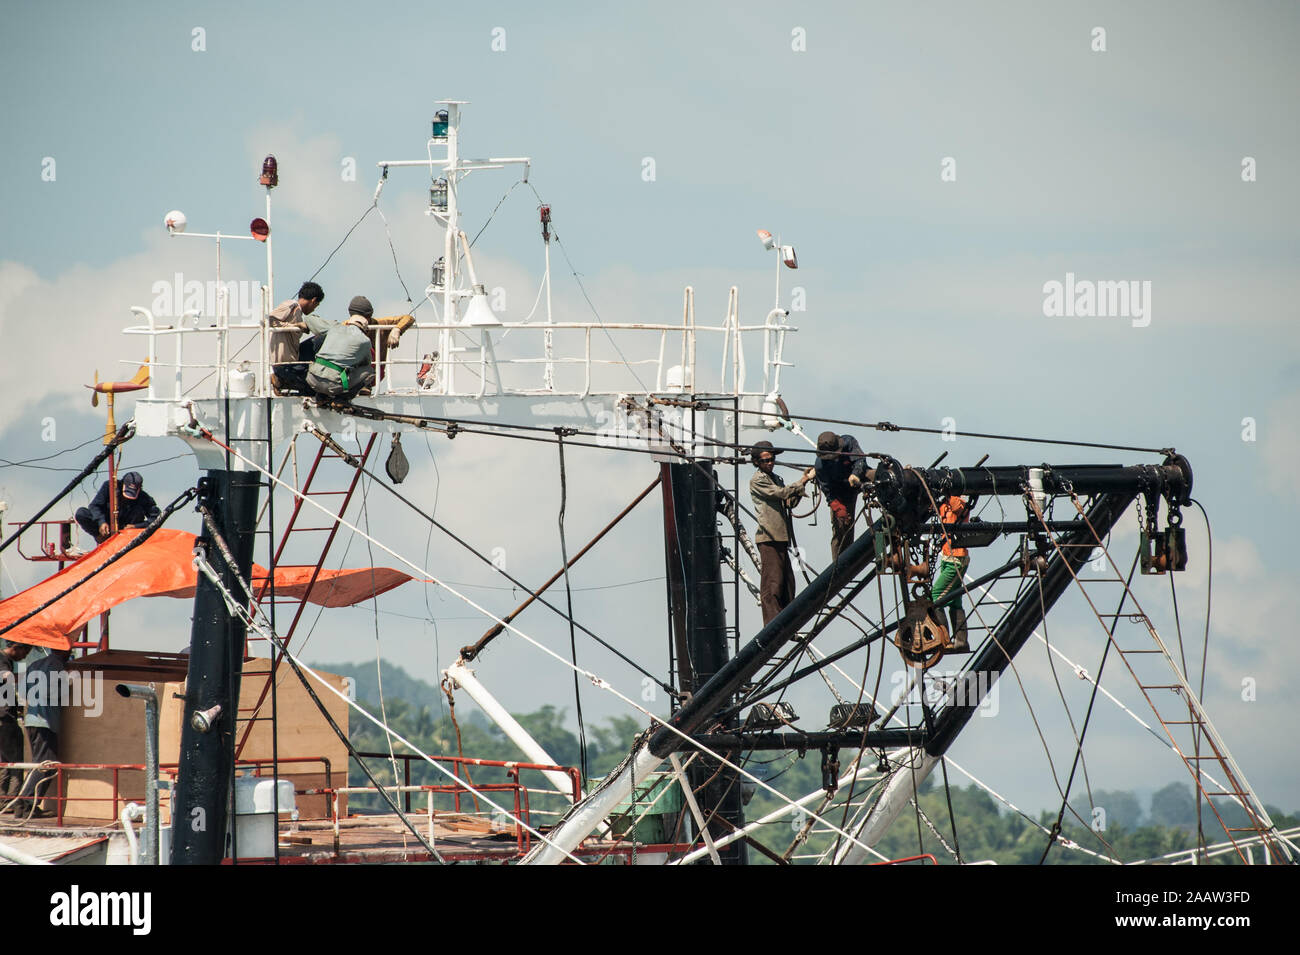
[0,839,51,866]
[520,744,662,865]
[130,307,156,399]
[120,802,145,865]
[543,239,554,391]
[669,753,719,865]
[835,749,940,865]
[443,661,578,800]
[265,190,274,307]
[457,231,481,288]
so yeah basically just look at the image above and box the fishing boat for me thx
[0,102,1293,868]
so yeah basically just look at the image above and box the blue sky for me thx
[1,2,1298,834]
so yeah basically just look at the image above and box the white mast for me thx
[375,101,530,397]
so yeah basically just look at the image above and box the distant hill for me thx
[311,659,443,709]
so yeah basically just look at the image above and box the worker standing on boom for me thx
[749,441,815,624]
[933,493,977,651]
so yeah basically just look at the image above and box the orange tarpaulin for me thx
[0,528,414,650]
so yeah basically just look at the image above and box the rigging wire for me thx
[910,469,1121,859]
[194,554,450,864]
[915,470,1118,857]
[310,202,377,282]
[0,423,134,557]
[296,427,674,693]
[1037,548,1141,864]
[1034,562,1102,830]
[373,202,415,309]
[555,431,590,783]
[358,446,406,823]
[0,433,102,469]
[0,486,197,638]
[196,431,894,861]
[524,181,648,392]
[1189,498,1215,859]
[680,399,1173,457]
[191,517,586,864]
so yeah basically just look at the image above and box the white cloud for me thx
[1260,389,1300,497]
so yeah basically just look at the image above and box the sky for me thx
[1,1,1298,840]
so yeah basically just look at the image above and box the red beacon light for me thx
[259,155,278,188]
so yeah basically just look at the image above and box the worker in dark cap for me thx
[814,431,872,561]
[305,296,415,400]
[749,440,815,624]
[72,470,161,552]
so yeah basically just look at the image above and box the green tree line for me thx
[317,661,1295,863]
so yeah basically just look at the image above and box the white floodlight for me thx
[463,285,502,326]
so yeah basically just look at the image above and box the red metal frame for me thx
[0,755,333,829]
[7,518,80,563]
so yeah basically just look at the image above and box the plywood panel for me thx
[54,652,348,821]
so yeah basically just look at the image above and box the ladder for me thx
[234,431,379,759]
[1049,492,1295,864]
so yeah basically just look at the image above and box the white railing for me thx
[122,287,797,402]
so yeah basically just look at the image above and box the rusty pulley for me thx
[894,595,949,670]
[385,433,410,484]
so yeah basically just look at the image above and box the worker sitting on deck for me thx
[814,432,874,562]
[749,441,815,625]
[73,471,160,550]
[268,281,326,395]
[932,493,978,651]
[305,296,415,401]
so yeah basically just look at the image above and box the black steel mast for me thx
[170,470,260,864]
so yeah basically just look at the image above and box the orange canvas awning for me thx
[0,528,415,650]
